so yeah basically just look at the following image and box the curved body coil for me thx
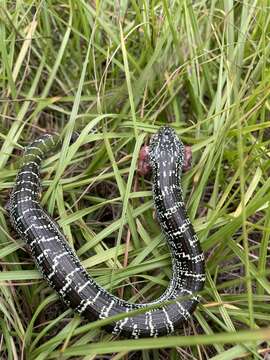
[8,127,205,338]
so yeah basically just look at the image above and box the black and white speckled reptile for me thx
[8,127,205,338]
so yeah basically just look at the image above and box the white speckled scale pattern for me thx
[8,127,205,338]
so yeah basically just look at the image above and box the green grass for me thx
[1,1,270,359]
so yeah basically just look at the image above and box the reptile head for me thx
[149,127,184,168]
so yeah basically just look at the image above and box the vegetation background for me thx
[1,1,270,359]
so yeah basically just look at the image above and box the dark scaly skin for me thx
[8,127,205,338]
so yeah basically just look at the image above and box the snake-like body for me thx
[8,127,205,338]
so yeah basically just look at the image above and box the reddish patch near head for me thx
[183,145,192,172]
[137,145,151,176]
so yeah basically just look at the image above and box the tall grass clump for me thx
[1,1,270,359]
